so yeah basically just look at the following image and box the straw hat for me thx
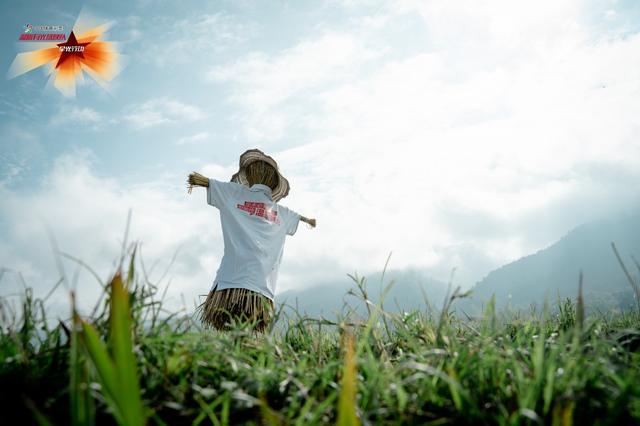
[231,148,290,202]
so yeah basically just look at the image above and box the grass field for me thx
[1,248,639,425]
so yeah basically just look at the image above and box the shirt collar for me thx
[249,183,273,199]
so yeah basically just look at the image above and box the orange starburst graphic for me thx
[8,16,121,97]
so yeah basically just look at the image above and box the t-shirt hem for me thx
[212,280,274,301]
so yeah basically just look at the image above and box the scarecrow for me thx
[187,149,316,332]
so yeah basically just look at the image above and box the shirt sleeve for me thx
[281,205,301,236]
[207,179,237,209]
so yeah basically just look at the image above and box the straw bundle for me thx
[196,287,274,333]
[245,161,278,190]
[187,172,209,194]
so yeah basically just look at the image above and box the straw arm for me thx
[300,215,316,228]
[187,172,209,194]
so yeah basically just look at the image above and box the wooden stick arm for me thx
[188,172,316,229]
[300,215,316,228]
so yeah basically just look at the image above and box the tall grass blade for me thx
[611,242,640,314]
[78,318,123,425]
[337,332,359,426]
[24,398,54,426]
[446,367,462,411]
[108,272,145,426]
[259,396,284,426]
[576,271,584,333]
[70,293,94,426]
[77,271,146,426]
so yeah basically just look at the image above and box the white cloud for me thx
[210,32,377,107]
[0,125,43,185]
[124,97,206,129]
[209,32,382,141]
[49,106,105,129]
[205,0,640,286]
[0,150,218,316]
[141,12,257,66]
[177,131,209,145]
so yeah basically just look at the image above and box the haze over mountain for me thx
[470,212,639,310]
[281,212,639,318]
[278,268,449,318]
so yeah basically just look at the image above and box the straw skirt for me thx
[197,286,274,333]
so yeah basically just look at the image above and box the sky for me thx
[1,0,639,317]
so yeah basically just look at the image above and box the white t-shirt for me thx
[207,179,300,300]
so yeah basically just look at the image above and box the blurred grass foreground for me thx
[1,244,640,425]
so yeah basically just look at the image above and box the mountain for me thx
[470,213,639,310]
[277,268,449,318]
[278,213,639,319]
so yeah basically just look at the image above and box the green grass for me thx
[1,245,639,425]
